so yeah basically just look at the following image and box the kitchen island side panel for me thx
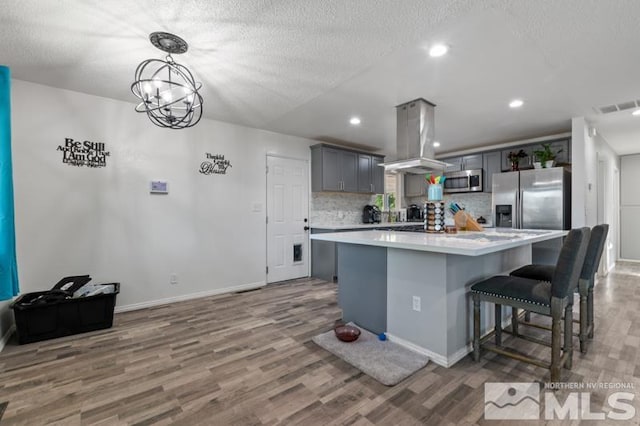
[445,245,531,358]
[336,243,387,333]
[386,249,448,357]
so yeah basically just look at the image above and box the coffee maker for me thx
[407,204,423,221]
[362,205,381,224]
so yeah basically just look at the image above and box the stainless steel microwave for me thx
[443,169,483,193]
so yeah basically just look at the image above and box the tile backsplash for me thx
[311,191,492,226]
[406,192,493,224]
[310,192,376,225]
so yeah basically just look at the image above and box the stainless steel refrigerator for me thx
[492,167,571,263]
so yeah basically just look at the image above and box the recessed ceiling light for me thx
[349,117,361,125]
[632,109,640,116]
[509,99,524,108]
[429,44,448,57]
[433,141,441,147]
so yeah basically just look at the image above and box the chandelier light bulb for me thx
[161,91,173,103]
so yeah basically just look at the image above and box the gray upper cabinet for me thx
[443,156,463,172]
[462,154,483,170]
[371,156,385,194]
[340,150,358,192]
[442,154,483,172]
[357,154,385,194]
[483,151,501,193]
[317,147,341,190]
[311,144,384,193]
[357,154,372,193]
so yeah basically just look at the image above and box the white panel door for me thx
[266,156,309,283]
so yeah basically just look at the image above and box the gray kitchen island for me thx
[310,228,566,367]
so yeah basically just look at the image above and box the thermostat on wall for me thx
[150,181,168,194]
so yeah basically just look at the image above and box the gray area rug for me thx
[312,323,429,386]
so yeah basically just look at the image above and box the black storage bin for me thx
[11,283,120,344]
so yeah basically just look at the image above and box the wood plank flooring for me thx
[0,263,639,425]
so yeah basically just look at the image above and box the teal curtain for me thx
[0,66,19,300]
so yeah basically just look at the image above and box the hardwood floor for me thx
[0,263,639,425]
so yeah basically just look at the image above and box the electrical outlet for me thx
[170,273,178,285]
[412,296,421,312]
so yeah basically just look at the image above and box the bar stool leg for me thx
[495,304,502,346]
[550,298,563,383]
[473,296,481,362]
[587,287,594,339]
[579,279,589,353]
[512,307,519,335]
[564,303,574,370]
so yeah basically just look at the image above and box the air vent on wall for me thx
[594,99,640,115]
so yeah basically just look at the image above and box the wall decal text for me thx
[57,138,110,168]
[200,153,232,175]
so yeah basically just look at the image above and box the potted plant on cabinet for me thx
[507,149,528,171]
[532,143,562,168]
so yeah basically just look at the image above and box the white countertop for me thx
[310,222,423,230]
[310,228,567,256]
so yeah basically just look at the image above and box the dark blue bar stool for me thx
[511,224,609,353]
[471,228,589,383]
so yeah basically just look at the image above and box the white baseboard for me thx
[385,333,445,366]
[114,281,266,313]
[618,258,640,264]
[386,314,515,368]
[0,325,15,352]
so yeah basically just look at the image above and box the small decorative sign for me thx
[199,153,232,175]
[57,138,110,167]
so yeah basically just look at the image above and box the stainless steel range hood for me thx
[381,98,448,174]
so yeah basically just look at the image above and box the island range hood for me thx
[380,98,449,174]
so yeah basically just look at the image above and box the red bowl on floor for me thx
[334,324,361,342]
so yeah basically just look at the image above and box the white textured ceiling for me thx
[1,0,639,157]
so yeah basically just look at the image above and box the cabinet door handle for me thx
[370,183,373,192]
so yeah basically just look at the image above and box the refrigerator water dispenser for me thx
[495,204,513,228]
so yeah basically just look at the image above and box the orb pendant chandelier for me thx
[131,32,203,129]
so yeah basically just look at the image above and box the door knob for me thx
[304,226,310,231]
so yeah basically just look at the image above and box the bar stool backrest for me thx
[580,224,609,282]
[551,227,590,299]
